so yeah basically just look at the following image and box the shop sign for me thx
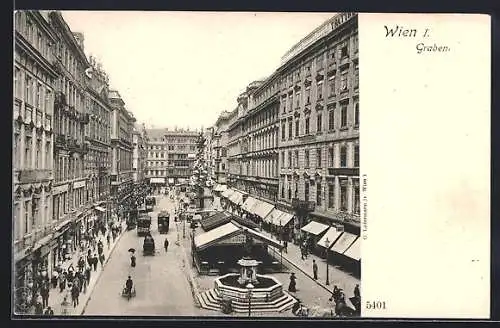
[52,184,69,195]
[73,180,86,189]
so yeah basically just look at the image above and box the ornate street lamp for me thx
[325,237,330,285]
[246,282,254,317]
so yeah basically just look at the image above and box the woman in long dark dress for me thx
[288,272,297,292]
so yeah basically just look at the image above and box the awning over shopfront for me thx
[168,178,175,184]
[221,189,234,199]
[301,221,329,236]
[276,211,294,226]
[264,208,283,224]
[229,190,244,205]
[150,178,165,184]
[330,232,358,254]
[252,199,274,219]
[343,237,360,261]
[242,196,258,213]
[317,227,343,248]
[194,222,242,251]
[200,211,233,231]
[213,184,227,192]
[95,206,106,213]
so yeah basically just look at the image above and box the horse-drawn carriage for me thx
[143,234,155,255]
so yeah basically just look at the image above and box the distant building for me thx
[109,90,136,204]
[144,127,200,189]
[212,111,232,185]
[132,123,148,184]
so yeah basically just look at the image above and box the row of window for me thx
[239,158,279,179]
[12,133,52,170]
[241,106,279,134]
[281,66,358,114]
[240,129,279,153]
[148,144,197,151]
[146,160,191,167]
[281,36,358,88]
[12,195,51,243]
[54,156,84,182]
[14,66,54,116]
[280,143,359,169]
[281,102,359,140]
[55,113,85,142]
[279,178,360,214]
[150,137,198,143]
[15,11,53,61]
[145,169,191,176]
[14,102,52,132]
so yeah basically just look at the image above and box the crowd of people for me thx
[30,220,121,316]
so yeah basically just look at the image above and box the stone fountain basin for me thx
[214,273,284,303]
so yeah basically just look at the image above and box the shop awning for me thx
[213,184,227,192]
[150,178,165,184]
[252,200,274,219]
[242,196,258,213]
[330,232,358,254]
[264,208,284,224]
[168,178,174,184]
[221,189,234,199]
[317,227,342,248]
[229,191,244,205]
[95,206,106,213]
[200,211,233,231]
[301,221,329,235]
[277,211,294,226]
[194,222,241,250]
[343,237,361,261]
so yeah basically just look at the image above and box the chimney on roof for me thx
[73,32,85,51]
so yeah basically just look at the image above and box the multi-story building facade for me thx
[84,55,111,215]
[132,123,148,184]
[13,10,58,297]
[226,104,243,185]
[49,11,93,276]
[212,111,231,184]
[237,80,280,202]
[144,128,199,188]
[143,128,167,188]
[109,90,135,204]
[277,12,359,234]
[203,127,214,181]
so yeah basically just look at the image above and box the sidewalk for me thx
[260,230,360,304]
[45,221,127,316]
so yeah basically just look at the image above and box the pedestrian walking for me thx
[313,259,318,280]
[283,240,288,253]
[78,256,85,272]
[85,265,92,284]
[58,272,67,292]
[40,284,50,308]
[288,272,297,292]
[99,253,105,267]
[92,254,98,271]
[106,234,111,249]
[71,283,80,308]
[51,271,59,289]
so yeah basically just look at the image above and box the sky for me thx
[61,11,335,130]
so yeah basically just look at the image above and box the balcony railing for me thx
[18,169,52,183]
[327,167,359,176]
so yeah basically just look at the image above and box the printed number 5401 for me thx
[366,301,386,310]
